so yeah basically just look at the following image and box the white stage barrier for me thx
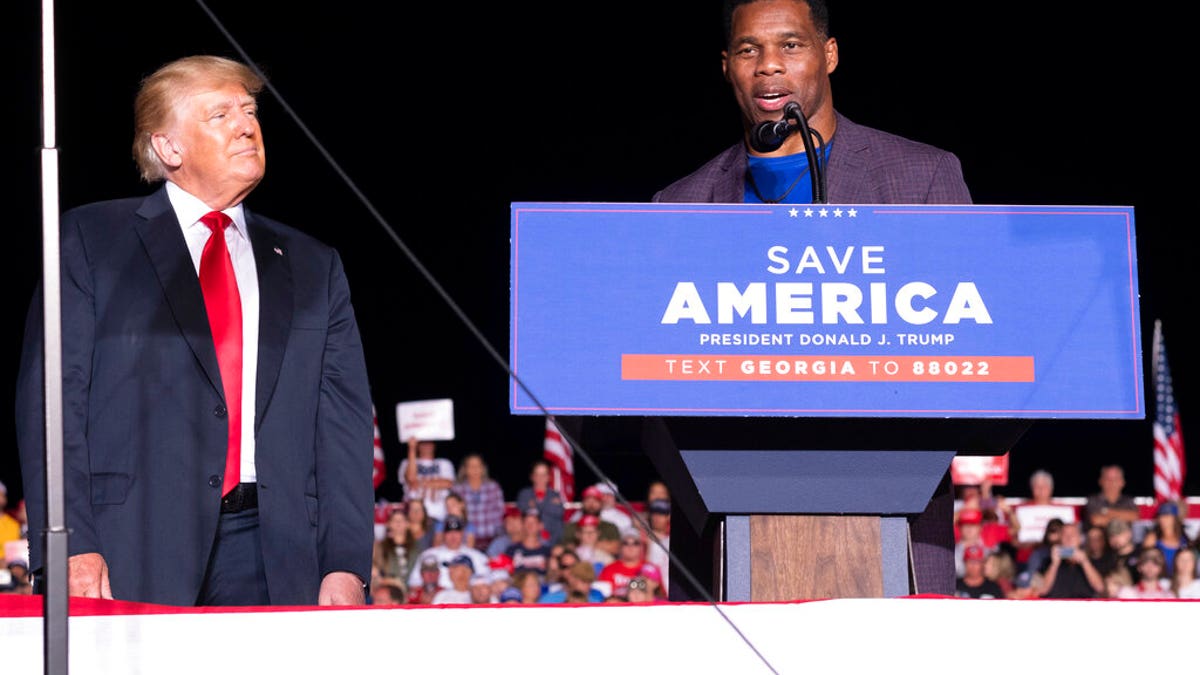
[2,595,1197,674]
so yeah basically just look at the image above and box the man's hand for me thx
[318,571,365,606]
[68,552,113,599]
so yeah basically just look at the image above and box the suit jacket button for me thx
[208,475,221,488]
[214,404,227,418]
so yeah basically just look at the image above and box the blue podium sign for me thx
[509,203,1143,419]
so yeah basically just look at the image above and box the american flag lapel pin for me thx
[273,246,283,256]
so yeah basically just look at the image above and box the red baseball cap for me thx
[957,508,983,526]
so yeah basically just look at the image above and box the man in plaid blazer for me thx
[652,0,971,596]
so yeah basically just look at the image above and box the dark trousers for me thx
[197,507,270,606]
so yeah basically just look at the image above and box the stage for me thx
[2,594,1196,674]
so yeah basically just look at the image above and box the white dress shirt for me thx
[165,182,260,483]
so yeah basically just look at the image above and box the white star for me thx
[848,208,858,217]
[833,208,844,217]
[804,208,814,217]
[788,208,799,217]
[818,208,829,217]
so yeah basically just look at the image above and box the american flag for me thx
[371,404,386,490]
[544,416,574,501]
[1152,320,1186,505]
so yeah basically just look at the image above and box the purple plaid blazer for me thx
[653,112,971,205]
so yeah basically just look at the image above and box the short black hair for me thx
[722,0,831,47]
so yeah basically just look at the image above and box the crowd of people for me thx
[357,452,1199,605]
[366,440,674,606]
[0,482,29,594]
[954,464,1200,600]
[5,455,1198,603]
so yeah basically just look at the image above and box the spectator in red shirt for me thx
[598,530,647,599]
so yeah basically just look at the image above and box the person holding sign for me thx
[396,398,457,523]
[399,437,456,523]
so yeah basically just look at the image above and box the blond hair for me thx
[132,55,264,182]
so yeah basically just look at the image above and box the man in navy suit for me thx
[16,55,374,606]
[653,0,972,596]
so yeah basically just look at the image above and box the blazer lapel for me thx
[246,212,292,431]
[133,189,225,399]
[715,145,746,203]
[824,113,868,204]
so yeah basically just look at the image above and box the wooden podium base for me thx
[749,515,883,600]
[724,513,913,600]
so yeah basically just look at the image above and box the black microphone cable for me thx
[749,101,828,204]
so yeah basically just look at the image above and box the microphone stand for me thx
[749,102,828,204]
[782,102,827,204]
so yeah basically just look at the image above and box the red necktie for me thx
[199,211,243,497]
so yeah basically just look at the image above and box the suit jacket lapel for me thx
[133,188,225,399]
[825,113,868,204]
[716,145,746,203]
[246,212,292,431]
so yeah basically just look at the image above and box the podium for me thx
[553,415,1030,599]
[511,203,1143,601]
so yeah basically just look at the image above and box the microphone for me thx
[746,101,827,203]
[749,101,803,153]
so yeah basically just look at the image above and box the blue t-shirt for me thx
[744,142,833,204]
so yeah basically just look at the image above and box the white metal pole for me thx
[40,0,69,673]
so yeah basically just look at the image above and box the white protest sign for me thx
[1014,503,1077,544]
[395,398,455,441]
